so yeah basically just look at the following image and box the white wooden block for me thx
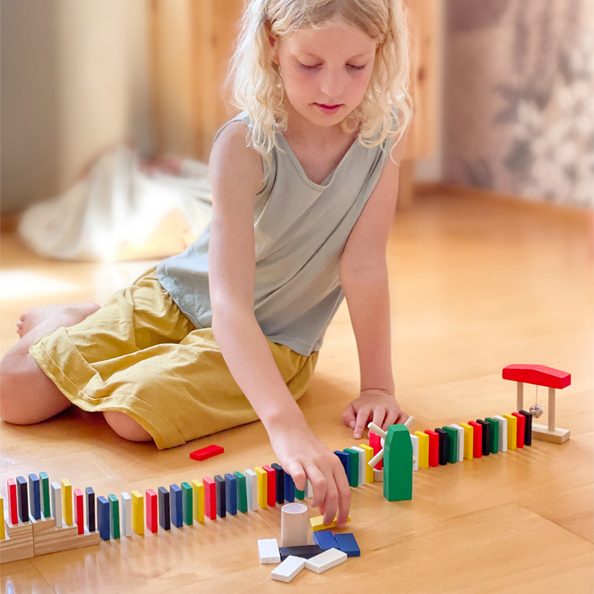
[351,446,366,486]
[50,482,62,528]
[494,416,508,452]
[258,538,281,564]
[410,434,419,471]
[449,424,465,462]
[305,547,348,573]
[271,555,306,582]
[245,469,258,512]
[305,480,313,499]
[373,469,383,482]
[121,492,132,537]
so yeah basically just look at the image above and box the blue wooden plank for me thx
[97,496,110,541]
[170,484,183,528]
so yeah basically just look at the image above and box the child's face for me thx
[270,20,377,130]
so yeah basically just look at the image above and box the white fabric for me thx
[18,145,213,261]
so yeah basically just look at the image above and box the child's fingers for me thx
[384,409,399,427]
[341,404,356,429]
[332,464,351,527]
[353,407,371,438]
[283,460,307,492]
[372,406,387,431]
[306,465,327,510]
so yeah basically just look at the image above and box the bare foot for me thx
[17,302,100,337]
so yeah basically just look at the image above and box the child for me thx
[0,0,413,526]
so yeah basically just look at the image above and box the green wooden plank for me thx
[343,448,360,487]
[39,472,51,518]
[486,418,499,453]
[384,425,413,501]
[443,427,458,463]
[181,481,193,526]
[234,471,248,513]
[108,494,120,539]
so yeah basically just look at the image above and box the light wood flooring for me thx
[1,189,593,593]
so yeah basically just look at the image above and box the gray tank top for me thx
[157,111,396,356]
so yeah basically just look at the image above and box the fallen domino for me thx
[305,548,348,573]
[258,538,281,564]
[271,555,306,583]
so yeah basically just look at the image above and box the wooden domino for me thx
[258,538,281,564]
[305,548,348,573]
[271,555,306,582]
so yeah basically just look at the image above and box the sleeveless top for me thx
[156,111,397,356]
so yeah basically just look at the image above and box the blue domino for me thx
[312,529,337,551]
[224,474,237,516]
[335,532,360,557]
[28,474,41,520]
[170,484,183,528]
[271,463,285,503]
[158,486,170,530]
[97,496,110,541]
[333,451,350,479]
[215,475,226,518]
[284,472,295,503]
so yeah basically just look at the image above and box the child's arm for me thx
[208,122,350,526]
[339,138,410,439]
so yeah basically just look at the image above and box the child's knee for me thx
[103,411,153,443]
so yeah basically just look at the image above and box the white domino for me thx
[245,469,258,512]
[121,492,132,537]
[50,482,63,528]
[271,555,306,582]
[305,548,348,573]
[258,538,281,564]
[449,424,465,462]
[410,433,419,471]
[494,416,508,452]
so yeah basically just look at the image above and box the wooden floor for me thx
[1,189,593,593]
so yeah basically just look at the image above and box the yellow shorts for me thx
[29,269,318,449]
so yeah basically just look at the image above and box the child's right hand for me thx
[267,418,351,527]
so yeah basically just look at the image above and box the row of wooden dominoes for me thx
[410,411,533,469]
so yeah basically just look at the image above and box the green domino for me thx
[234,472,248,513]
[486,418,499,453]
[384,424,413,501]
[443,427,458,463]
[108,494,120,539]
[181,482,193,525]
[343,448,360,487]
[40,472,51,518]
[294,486,305,500]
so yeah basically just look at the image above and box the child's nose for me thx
[319,69,345,100]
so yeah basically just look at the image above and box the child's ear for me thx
[268,34,279,65]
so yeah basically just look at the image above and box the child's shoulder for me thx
[209,113,265,193]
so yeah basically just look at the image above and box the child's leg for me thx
[0,303,99,424]
[2,303,154,442]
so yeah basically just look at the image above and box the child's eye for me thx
[298,63,366,71]
[299,63,321,70]
[347,64,366,71]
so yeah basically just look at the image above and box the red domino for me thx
[424,430,439,467]
[189,444,224,462]
[468,421,483,458]
[203,476,216,520]
[263,465,277,507]
[7,478,18,525]
[74,488,84,535]
[512,412,525,448]
[146,489,158,533]
[369,432,384,469]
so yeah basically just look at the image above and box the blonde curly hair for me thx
[226,0,413,170]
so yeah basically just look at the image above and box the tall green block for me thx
[443,427,458,464]
[384,424,413,501]
[108,494,120,539]
[294,486,305,500]
[486,418,499,453]
[343,448,360,487]
[234,471,248,513]
[181,482,193,525]
[40,472,51,518]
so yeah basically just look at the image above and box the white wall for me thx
[1,0,152,213]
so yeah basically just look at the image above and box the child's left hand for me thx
[341,389,409,440]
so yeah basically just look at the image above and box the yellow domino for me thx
[504,414,517,450]
[131,490,144,536]
[61,479,73,527]
[254,467,267,509]
[460,423,474,460]
[0,496,5,540]
[414,431,429,469]
[191,480,204,523]
[358,443,375,483]
[310,514,351,532]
